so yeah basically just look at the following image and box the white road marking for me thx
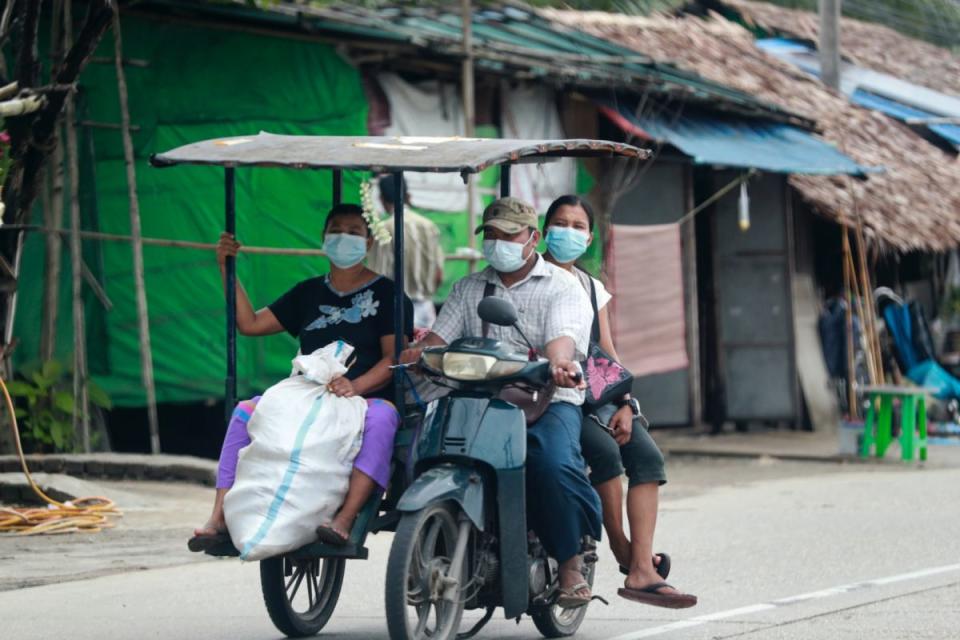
[608,563,960,640]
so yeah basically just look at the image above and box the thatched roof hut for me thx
[722,0,960,97]
[539,8,960,252]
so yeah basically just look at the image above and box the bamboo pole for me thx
[112,7,160,455]
[844,237,876,385]
[63,0,91,453]
[852,202,884,385]
[842,227,858,419]
[41,0,65,364]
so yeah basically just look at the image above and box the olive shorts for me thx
[580,402,667,487]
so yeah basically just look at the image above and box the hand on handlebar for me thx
[399,346,424,366]
[551,359,585,389]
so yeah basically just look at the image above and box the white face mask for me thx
[483,233,535,273]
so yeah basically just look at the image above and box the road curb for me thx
[0,453,217,487]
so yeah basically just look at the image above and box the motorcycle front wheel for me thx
[260,556,345,637]
[385,501,467,640]
[531,557,596,638]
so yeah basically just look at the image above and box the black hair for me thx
[543,195,596,230]
[378,174,408,207]
[323,203,369,236]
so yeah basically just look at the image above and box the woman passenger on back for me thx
[189,203,413,550]
[541,195,697,609]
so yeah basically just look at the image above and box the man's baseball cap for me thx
[474,197,538,234]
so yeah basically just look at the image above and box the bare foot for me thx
[625,566,682,596]
[193,513,226,538]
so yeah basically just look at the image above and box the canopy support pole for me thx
[225,167,237,422]
[392,171,406,415]
[332,169,342,206]
[500,164,511,198]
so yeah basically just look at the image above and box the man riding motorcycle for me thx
[401,196,601,608]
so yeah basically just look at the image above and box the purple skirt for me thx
[217,396,400,491]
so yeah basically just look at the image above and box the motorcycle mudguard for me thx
[409,396,531,618]
[396,465,485,531]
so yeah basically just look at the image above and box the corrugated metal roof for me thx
[851,90,960,151]
[132,1,812,127]
[756,38,960,151]
[150,133,647,175]
[599,100,872,175]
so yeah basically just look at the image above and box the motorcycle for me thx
[385,296,596,640]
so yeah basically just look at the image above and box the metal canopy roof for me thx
[150,133,648,175]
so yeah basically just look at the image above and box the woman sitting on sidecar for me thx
[189,203,413,552]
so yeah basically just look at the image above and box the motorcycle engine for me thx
[528,556,551,596]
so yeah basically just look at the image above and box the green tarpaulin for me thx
[15,15,370,406]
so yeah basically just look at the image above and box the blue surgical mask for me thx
[323,233,368,269]
[483,234,534,273]
[545,227,590,264]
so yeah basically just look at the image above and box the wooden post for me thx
[461,0,477,273]
[63,0,91,452]
[819,0,842,90]
[41,0,66,364]
[112,7,161,454]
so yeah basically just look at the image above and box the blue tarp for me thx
[601,101,872,175]
[851,89,960,150]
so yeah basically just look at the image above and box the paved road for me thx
[3,457,959,639]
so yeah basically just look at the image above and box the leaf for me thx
[31,371,52,392]
[5,380,36,398]
[53,391,76,415]
[13,408,27,419]
[50,422,66,450]
[87,382,112,409]
[42,360,63,383]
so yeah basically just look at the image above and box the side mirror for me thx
[477,297,518,327]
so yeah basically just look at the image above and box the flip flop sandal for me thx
[187,531,231,553]
[556,582,593,610]
[315,523,350,546]
[617,581,698,609]
[620,551,671,578]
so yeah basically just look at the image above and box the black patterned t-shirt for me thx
[268,275,413,398]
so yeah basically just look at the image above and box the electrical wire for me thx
[0,377,121,535]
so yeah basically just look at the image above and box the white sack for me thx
[224,341,368,561]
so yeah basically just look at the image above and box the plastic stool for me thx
[860,386,929,462]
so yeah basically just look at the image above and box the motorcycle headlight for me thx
[440,353,527,381]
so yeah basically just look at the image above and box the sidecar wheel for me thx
[385,502,467,640]
[531,557,596,638]
[261,556,345,637]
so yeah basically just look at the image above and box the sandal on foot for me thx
[620,551,671,579]
[187,531,230,553]
[617,581,697,609]
[315,523,349,546]
[556,582,592,609]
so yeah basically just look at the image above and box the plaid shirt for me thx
[431,255,593,405]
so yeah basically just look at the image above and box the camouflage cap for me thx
[475,197,538,234]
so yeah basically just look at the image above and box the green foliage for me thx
[6,360,112,453]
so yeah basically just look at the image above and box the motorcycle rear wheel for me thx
[385,501,467,640]
[531,558,596,638]
[260,556,345,637]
